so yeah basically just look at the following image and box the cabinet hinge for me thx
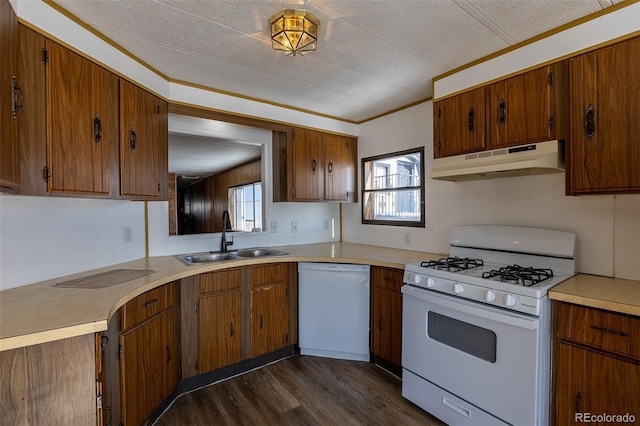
[42,166,50,182]
[195,303,199,314]
[548,116,554,130]
[285,288,289,297]
[157,106,161,114]
[117,344,123,359]
[96,395,103,410]
[158,183,161,192]
[548,72,553,86]
[42,48,48,65]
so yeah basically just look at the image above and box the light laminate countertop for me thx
[549,274,640,316]
[0,242,441,351]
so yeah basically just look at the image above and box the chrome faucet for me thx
[221,210,233,252]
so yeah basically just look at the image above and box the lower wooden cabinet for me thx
[251,282,288,357]
[371,266,403,367]
[552,301,640,424]
[198,291,242,372]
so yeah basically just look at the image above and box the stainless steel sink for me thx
[234,248,288,257]
[179,252,238,265]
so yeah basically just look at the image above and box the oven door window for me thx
[427,311,497,363]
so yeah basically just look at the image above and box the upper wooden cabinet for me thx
[120,79,167,199]
[487,63,567,149]
[433,87,486,158]
[0,0,20,193]
[567,36,640,194]
[273,127,357,203]
[46,41,118,196]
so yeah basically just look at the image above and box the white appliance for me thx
[402,225,576,426]
[298,262,370,361]
[429,140,565,181]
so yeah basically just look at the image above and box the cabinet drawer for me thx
[122,283,174,331]
[372,267,403,293]
[251,264,286,287]
[199,268,242,294]
[555,302,640,360]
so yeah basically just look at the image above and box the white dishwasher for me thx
[298,262,370,361]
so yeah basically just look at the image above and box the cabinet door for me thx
[17,25,47,196]
[371,286,402,366]
[46,41,116,195]
[324,134,357,202]
[120,309,176,426]
[555,343,640,424]
[488,66,553,149]
[568,37,640,194]
[291,127,322,201]
[120,80,161,198]
[251,283,288,358]
[198,292,242,373]
[0,0,19,192]
[434,87,486,158]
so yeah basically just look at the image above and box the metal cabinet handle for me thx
[93,114,102,144]
[378,316,382,331]
[260,314,264,329]
[328,161,333,174]
[312,159,317,173]
[142,298,158,308]
[499,99,506,126]
[468,107,475,132]
[585,105,596,140]
[11,76,24,119]
[575,392,581,413]
[230,322,234,337]
[166,345,171,363]
[129,127,137,152]
[590,324,629,337]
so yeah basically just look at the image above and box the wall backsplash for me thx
[342,102,640,281]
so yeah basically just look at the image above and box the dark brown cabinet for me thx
[370,266,403,368]
[197,268,243,374]
[552,302,640,425]
[487,63,567,149]
[273,127,357,202]
[567,36,640,194]
[433,87,486,158]
[250,264,289,358]
[0,0,20,193]
[46,41,118,196]
[120,79,167,199]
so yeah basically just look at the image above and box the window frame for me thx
[227,181,263,232]
[361,147,425,227]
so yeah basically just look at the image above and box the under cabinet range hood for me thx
[429,140,565,181]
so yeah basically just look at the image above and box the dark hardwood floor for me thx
[155,355,444,425]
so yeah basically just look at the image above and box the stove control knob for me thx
[426,277,436,288]
[413,274,422,284]
[453,284,464,294]
[484,291,496,302]
[505,294,516,307]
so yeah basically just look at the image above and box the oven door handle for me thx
[402,285,538,330]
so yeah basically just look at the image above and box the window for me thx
[228,182,262,232]
[361,147,424,227]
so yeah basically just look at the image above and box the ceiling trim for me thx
[358,97,433,125]
[432,0,640,85]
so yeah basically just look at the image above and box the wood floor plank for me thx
[155,355,443,426]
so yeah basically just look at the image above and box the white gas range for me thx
[401,225,576,426]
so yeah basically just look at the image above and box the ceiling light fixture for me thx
[269,9,319,56]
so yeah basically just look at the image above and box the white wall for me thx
[341,101,640,280]
[0,196,146,290]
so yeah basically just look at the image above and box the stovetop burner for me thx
[482,265,553,287]
[420,257,484,272]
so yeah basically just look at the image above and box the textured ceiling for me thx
[52,0,621,123]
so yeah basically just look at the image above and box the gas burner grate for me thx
[420,257,484,272]
[482,265,554,287]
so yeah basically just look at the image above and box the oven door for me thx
[402,285,548,426]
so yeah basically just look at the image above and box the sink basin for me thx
[179,252,238,265]
[234,248,288,257]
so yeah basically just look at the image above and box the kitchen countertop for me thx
[549,274,640,317]
[0,242,441,352]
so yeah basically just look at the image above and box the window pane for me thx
[365,153,421,190]
[363,189,421,221]
[228,182,262,232]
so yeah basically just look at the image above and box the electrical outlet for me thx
[270,221,278,233]
[323,219,329,231]
[123,226,133,243]
[291,221,299,233]
[404,232,411,246]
